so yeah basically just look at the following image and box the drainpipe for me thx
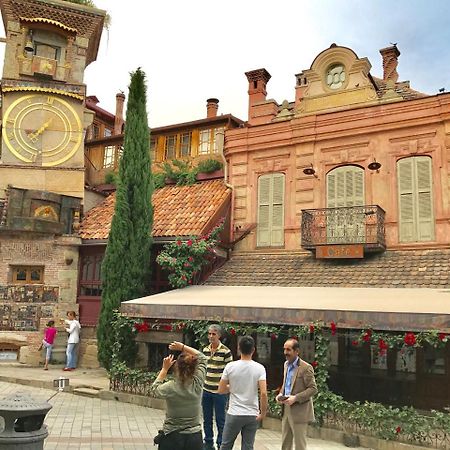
[216,128,235,245]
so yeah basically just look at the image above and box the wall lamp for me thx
[368,158,382,173]
[303,164,318,178]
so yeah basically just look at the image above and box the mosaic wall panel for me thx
[0,285,59,331]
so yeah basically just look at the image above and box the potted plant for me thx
[195,159,223,181]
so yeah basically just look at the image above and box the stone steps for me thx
[73,387,101,398]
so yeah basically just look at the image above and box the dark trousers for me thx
[159,431,202,450]
[202,390,228,446]
[220,414,259,450]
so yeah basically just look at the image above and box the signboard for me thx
[316,244,364,259]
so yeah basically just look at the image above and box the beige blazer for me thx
[280,358,317,423]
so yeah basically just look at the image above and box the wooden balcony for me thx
[301,205,386,256]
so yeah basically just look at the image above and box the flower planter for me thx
[195,169,224,181]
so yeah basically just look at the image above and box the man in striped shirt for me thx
[202,324,233,450]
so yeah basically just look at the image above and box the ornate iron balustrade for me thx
[301,205,386,250]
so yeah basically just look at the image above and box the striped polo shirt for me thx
[202,342,233,393]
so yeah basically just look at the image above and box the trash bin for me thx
[0,392,52,449]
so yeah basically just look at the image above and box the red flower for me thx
[134,322,149,333]
[181,275,187,281]
[404,332,416,346]
[351,340,359,347]
[378,339,388,355]
[188,256,194,262]
[362,332,371,343]
[163,324,173,331]
[176,240,182,246]
[396,426,401,434]
[438,333,447,341]
[330,321,337,336]
[309,324,315,334]
[184,262,190,268]
[187,239,193,247]
[188,279,193,285]
[230,328,236,335]
[311,361,318,368]
[270,333,278,341]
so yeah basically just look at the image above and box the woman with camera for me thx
[150,341,207,450]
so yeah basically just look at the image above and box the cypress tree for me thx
[97,68,153,369]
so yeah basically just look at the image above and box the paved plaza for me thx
[0,380,369,450]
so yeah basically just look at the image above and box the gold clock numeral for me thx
[6,119,14,125]
[46,96,54,105]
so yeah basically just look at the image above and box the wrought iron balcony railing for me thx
[301,205,386,250]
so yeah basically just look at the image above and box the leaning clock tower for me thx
[0,0,105,366]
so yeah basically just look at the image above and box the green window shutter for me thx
[398,157,415,242]
[397,156,434,242]
[271,173,285,246]
[327,166,365,207]
[257,175,271,246]
[257,173,285,247]
[415,156,434,241]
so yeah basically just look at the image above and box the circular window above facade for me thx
[326,64,346,90]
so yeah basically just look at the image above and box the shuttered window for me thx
[327,165,365,208]
[257,173,285,247]
[397,156,434,242]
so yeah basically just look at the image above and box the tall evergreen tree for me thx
[97,69,153,369]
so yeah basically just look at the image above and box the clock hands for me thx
[28,118,53,143]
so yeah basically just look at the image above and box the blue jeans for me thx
[220,414,259,450]
[66,343,78,369]
[202,391,228,447]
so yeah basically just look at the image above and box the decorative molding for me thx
[19,16,77,34]
[2,86,84,101]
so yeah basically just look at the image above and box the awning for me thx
[121,286,450,332]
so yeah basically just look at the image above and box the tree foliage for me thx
[97,68,153,369]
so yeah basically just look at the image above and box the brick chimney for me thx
[379,45,400,83]
[114,91,125,135]
[245,68,271,120]
[206,98,219,118]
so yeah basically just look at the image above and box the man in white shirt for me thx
[63,310,81,371]
[218,336,267,450]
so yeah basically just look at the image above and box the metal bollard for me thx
[0,392,52,449]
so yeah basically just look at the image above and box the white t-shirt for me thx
[65,319,81,344]
[221,359,266,416]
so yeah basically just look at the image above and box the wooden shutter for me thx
[327,166,365,207]
[257,175,271,246]
[271,173,285,246]
[398,156,434,242]
[257,173,285,247]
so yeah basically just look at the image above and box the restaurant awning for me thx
[121,286,450,332]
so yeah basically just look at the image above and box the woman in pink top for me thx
[39,320,57,370]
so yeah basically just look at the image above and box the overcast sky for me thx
[5,1,450,127]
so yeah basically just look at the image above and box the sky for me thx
[3,1,450,128]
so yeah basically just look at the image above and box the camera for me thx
[153,429,165,445]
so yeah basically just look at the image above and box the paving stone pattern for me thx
[0,381,367,450]
[207,249,450,288]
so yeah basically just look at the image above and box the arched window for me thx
[326,165,364,207]
[257,173,285,247]
[397,156,434,242]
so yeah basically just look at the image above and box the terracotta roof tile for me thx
[79,180,230,240]
[206,249,450,289]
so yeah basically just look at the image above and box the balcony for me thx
[301,205,386,256]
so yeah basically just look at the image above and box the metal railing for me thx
[301,205,386,249]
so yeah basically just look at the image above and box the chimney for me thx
[245,68,271,121]
[114,91,125,135]
[379,45,400,83]
[206,98,219,118]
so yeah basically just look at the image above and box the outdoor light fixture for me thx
[368,159,382,172]
[303,165,318,178]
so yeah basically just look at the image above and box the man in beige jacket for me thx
[276,338,318,450]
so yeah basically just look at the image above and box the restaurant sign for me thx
[316,244,364,259]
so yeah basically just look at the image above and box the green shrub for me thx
[196,159,223,174]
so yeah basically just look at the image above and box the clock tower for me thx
[0,0,105,366]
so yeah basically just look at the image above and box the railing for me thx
[301,205,386,249]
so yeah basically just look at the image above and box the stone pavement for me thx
[0,378,370,450]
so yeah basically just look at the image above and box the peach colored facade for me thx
[225,45,450,252]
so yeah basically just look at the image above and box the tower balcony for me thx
[301,205,386,258]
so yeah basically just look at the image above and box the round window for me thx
[326,64,346,90]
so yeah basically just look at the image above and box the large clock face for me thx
[3,94,83,167]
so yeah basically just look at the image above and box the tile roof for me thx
[372,77,428,101]
[206,249,450,289]
[79,180,230,240]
